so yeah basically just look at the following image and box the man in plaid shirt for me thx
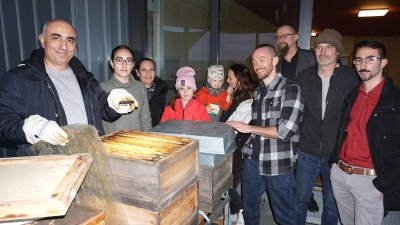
[227,44,303,224]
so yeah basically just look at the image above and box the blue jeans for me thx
[242,158,296,225]
[295,150,338,225]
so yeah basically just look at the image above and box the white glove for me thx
[107,89,139,114]
[23,115,69,146]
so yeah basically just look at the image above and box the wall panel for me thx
[0,0,135,82]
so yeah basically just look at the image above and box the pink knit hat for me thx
[175,66,197,91]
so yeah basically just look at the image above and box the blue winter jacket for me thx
[0,48,121,156]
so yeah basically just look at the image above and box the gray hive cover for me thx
[151,120,236,155]
[199,142,236,166]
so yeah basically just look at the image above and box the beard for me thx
[279,43,289,56]
[358,69,378,81]
[257,66,273,80]
[316,55,337,67]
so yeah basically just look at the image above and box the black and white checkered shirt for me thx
[250,73,303,176]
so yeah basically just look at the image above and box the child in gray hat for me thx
[196,65,233,122]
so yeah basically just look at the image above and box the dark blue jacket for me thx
[329,76,400,211]
[134,75,169,127]
[0,48,121,156]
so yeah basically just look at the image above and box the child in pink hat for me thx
[160,67,210,123]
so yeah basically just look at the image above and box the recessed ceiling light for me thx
[358,9,388,17]
[311,32,317,37]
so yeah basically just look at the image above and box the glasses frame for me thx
[114,57,135,65]
[275,33,296,40]
[353,56,382,65]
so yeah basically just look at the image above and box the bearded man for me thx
[276,24,315,82]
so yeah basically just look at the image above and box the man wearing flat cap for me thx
[293,29,360,225]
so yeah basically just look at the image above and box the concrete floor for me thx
[258,189,400,225]
[211,182,400,225]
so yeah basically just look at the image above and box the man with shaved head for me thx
[0,19,137,156]
[227,44,303,224]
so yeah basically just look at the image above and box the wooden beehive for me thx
[199,153,233,212]
[101,130,199,225]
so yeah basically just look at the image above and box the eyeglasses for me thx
[114,57,134,65]
[353,56,382,65]
[315,45,335,52]
[275,33,296,40]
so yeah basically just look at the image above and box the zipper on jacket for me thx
[336,99,352,157]
[45,81,63,125]
[180,99,192,120]
[87,77,96,125]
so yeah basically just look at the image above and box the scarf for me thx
[206,82,224,96]
[147,81,156,100]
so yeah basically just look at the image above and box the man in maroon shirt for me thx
[329,39,400,224]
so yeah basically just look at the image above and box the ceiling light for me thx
[311,32,316,37]
[358,9,388,17]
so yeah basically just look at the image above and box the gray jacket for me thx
[277,48,316,80]
[296,63,360,157]
[100,74,152,133]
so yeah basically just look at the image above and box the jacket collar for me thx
[258,73,283,91]
[24,48,90,81]
[376,75,397,108]
[347,75,397,108]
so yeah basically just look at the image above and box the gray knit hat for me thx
[207,65,224,82]
[315,29,343,54]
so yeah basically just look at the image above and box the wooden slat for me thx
[108,155,159,210]
[24,203,104,225]
[198,154,233,212]
[160,182,198,225]
[122,203,158,225]
[160,152,197,199]
[0,154,92,222]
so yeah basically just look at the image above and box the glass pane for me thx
[220,1,276,79]
[159,0,210,82]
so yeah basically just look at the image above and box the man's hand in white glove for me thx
[107,89,139,114]
[23,115,69,146]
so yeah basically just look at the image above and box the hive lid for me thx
[0,153,93,222]
[151,120,236,155]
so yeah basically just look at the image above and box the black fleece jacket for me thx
[296,63,360,157]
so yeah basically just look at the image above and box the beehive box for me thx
[151,120,236,212]
[198,150,234,212]
[101,131,199,225]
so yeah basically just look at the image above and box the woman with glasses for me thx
[134,58,169,127]
[100,45,152,133]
